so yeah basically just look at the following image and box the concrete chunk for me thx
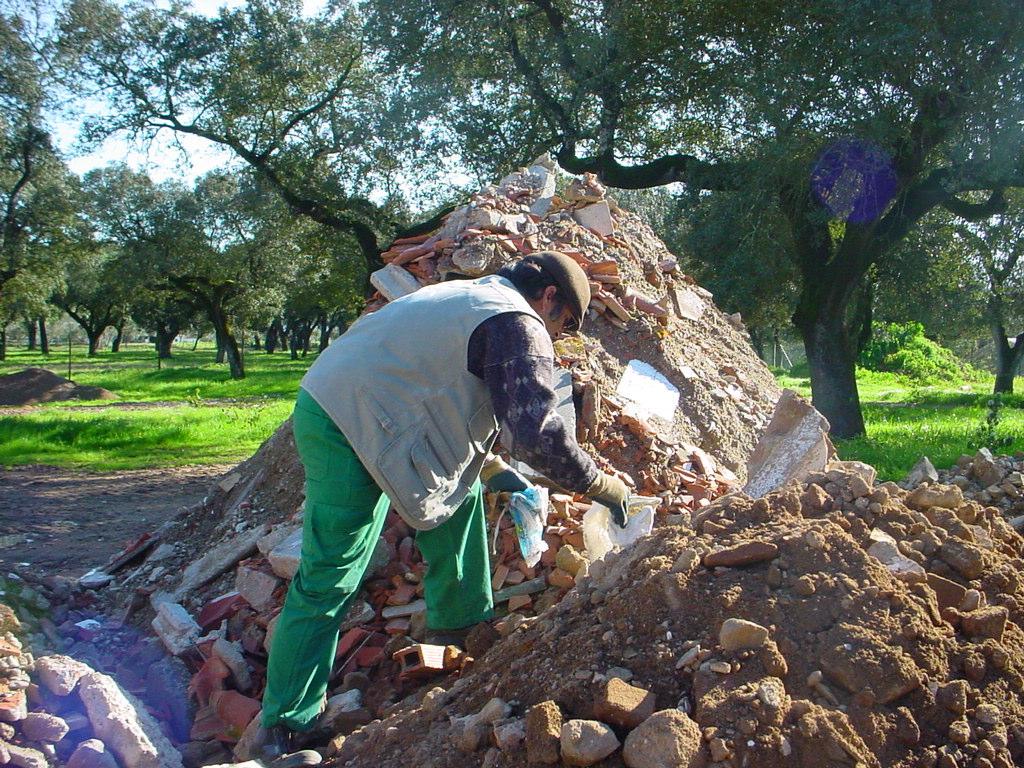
[151,603,201,656]
[173,525,268,600]
[370,264,422,302]
[744,390,831,498]
[268,529,303,580]
[35,655,92,696]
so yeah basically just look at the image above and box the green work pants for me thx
[261,389,494,731]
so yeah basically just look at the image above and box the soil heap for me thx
[332,465,1024,768]
[0,367,116,406]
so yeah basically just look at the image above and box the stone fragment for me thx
[212,638,253,692]
[961,607,1008,641]
[256,525,299,557]
[904,457,939,487]
[573,201,614,236]
[34,655,91,696]
[907,484,964,512]
[936,680,968,715]
[719,618,769,651]
[0,690,26,722]
[67,739,125,768]
[703,541,778,568]
[560,720,620,766]
[235,564,282,612]
[267,529,303,580]
[171,524,268,600]
[79,571,114,589]
[151,603,201,656]
[593,678,656,729]
[940,539,986,580]
[548,568,576,589]
[555,545,588,578]
[622,709,703,768]
[744,390,831,497]
[866,530,926,583]
[20,712,69,742]
[78,671,183,768]
[492,718,525,751]
[671,549,699,573]
[5,742,47,768]
[525,701,563,764]
[370,263,422,302]
[927,573,967,612]
[971,448,1005,487]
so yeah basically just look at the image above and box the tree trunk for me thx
[253,333,261,350]
[215,326,226,363]
[289,327,300,360]
[25,319,36,351]
[111,320,125,352]
[748,327,765,361]
[0,328,6,361]
[317,313,329,352]
[992,325,1024,394]
[797,313,865,439]
[301,324,313,356]
[853,278,875,357]
[266,318,282,354]
[38,316,48,355]
[87,330,102,356]
[210,307,244,379]
[155,323,177,359]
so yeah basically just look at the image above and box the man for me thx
[257,251,629,762]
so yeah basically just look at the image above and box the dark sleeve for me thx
[467,313,599,493]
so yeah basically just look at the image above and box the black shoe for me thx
[259,724,293,761]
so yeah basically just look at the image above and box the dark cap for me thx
[523,250,591,332]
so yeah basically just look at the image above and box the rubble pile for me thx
[0,603,183,768]
[331,466,1024,768]
[0,368,116,407]
[908,451,1024,530]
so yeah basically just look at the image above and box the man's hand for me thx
[480,456,530,493]
[586,472,629,527]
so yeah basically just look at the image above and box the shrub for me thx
[859,322,974,383]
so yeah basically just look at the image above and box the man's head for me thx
[499,251,591,340]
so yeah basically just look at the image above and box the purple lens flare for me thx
[811,138,898,223]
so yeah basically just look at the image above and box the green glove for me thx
[587,472,629,527]
[480,456,530,493]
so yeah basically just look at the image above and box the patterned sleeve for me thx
[467,313,599,493]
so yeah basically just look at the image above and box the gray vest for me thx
[300,275,543,530]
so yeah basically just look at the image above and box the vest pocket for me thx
[468,402,499,454]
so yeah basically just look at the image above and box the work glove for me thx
[587,471,629,528]
[480,455,530,494]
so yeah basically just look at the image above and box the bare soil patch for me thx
[0,367,116,406]
[0,464,233,577]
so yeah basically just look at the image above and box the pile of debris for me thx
[0,603,182,768]
[909,451,1024,528]
[329,465,1024,768]
[34,159,788,762]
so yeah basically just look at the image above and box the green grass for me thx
[774,365,1024,481]
[0,341,313,470]
[0,343,312,403]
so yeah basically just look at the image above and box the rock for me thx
[936,680,968,715]
[212,638,253,693]
[493,718,525,751]
[34,655,91,696]
[907,484,964,511]
[971,448,1005,487]
[151,603,201,656]
[593,678,656,729]
[370,263,423,301]
[78,670,184,768]
[703,541,779,568]
[718,618,769,651]
[671,549,699,573]
[526,701,563,764]
[256,525,300,556]
[548,568,576,589]
[556,545,588,577]
[744,390,831,497]
[145,655,197,743]
[5,743,47,768]
[66,739,119,768]
[940,539,986,580]
[904,457,939,487]
[866,531,926,583]
[79,571,114,590]
[961,606,1008,641]
[318,690,371,733]
[0,690,26,723]
[20,712,69,742]
[267,529,303,580]
[927,573,967,612]
[170,524,269,600]
[560,720,620,766]
[235,564,282,612]
[622,709,703,768]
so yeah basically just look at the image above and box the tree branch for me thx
[943,188,1007,221]
[555,145,745,191]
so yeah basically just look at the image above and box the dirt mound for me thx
[335,467,1024,768]
[0,367,116,406]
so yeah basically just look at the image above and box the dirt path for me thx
[0,463,234,577]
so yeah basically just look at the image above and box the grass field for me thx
[3,341,1023,479]
[777,366,1024,480]
[0,342,312,470]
